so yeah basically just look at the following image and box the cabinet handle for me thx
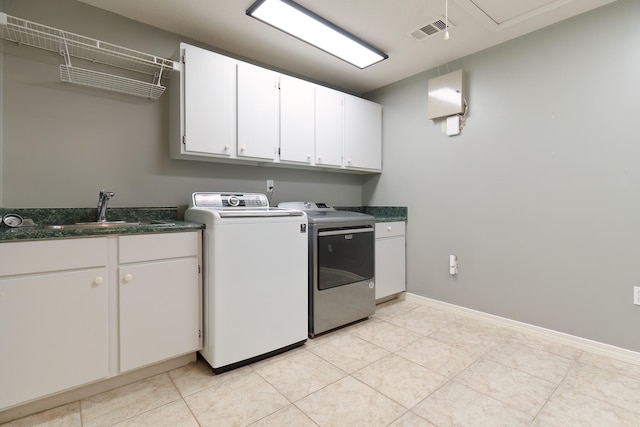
[347,159,352,165]
[387,226,392,232]
[123,274,133,283]
[224,145,230,151]
[317,156,322,163]
[240,146,246,152]
[94,277,104,285]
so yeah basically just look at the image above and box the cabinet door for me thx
[182,43,237,157]
[119,257,200,372]
[315,86,344,167]
[237,62,279,160]
[280,75,315,164]
[375,223,406,300]
[0,268,109,409]
[344,95,382,171]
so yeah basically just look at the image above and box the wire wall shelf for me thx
[0,12,177,100]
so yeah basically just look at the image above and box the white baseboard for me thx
[405,293,640,366]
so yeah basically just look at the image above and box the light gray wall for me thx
[5,0,639,353]
[0,0,4,205]
[0,0,364,209]
[365,0,640,352]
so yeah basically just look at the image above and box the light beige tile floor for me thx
[4,298,640,426]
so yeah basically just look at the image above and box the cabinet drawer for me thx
[0,238,108,276]
[119,232,199,264]
[375,222,405,239]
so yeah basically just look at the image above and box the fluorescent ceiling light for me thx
[246,0,388,69]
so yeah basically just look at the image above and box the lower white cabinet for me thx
[375,222,406,300]
[0,231,202,410]
[0,238,110,409]
[118,233,201,372]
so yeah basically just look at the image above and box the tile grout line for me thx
[526,360,579,427]
[166,370,201,426]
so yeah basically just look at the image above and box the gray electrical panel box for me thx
[427,69,465,120]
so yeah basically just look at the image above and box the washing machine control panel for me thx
[191,192,269,209]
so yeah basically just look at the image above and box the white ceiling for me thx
[77,0,616,94]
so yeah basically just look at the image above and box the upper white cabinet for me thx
[344,95,382,171]
[170,43,237,160]
[237,62,280,161]
[170,43,382,173]
[280,75,315,165]
[315,85,344,167]
[237,69,316,164]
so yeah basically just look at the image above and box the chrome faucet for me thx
[97,190,115,222]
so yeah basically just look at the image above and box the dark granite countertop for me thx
[0,207,204,242]
[337,206,407,222]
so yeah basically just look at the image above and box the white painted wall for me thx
[0,0,364,209]
[365,0,640,352]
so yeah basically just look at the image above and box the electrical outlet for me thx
[449,254,457,275]
[266,179,274,193]
[634,286,640,306]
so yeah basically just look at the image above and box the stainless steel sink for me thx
[44,220,176,230]
[76,221,144,226]
[46,221,145,230]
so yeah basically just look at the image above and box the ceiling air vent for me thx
[408,16,453,41]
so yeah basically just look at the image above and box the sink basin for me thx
[45,220,175,230]
[76,221,144,226]
[46,221,145,230]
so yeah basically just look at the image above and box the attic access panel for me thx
[456,0,564,30]
[472,0,558,23]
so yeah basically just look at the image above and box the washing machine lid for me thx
[189,192,304,217]
[278,201,373,224]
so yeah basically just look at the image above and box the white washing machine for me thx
[185,192,308,373]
